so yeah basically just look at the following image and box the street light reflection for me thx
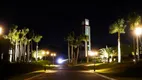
[45,70,57,73]
[85,63,95,66]
[80,70,94,73]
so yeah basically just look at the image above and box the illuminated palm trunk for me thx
[36,42,38,61]
[76,46,79,64]
[85,41,89,63]
[118,32,121,63]
[15,41,18,62]
[27,43,30,62]
[23,43,27,62]
[19,41,22,61]
[68,41,70,63]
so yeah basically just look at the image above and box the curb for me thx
[24,73,45,80]
[94,72,116,80]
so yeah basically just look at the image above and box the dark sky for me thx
[0,2,141,55]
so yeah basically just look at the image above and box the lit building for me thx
[81,19,91,57]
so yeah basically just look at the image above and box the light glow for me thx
[0,27,2,35]
[42,51,45,54]
[51,53,56,56]
[135,27,142,36]
[57,58,63,64]
[88,51,98,56]
[46,51,49,55]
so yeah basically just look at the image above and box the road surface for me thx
[25,69,110,80]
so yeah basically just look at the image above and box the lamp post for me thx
[88,51,98,71]
[51,53,56,65]
[135,27,142,61]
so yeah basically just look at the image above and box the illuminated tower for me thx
[82,19,91,57]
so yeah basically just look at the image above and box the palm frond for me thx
[128,12,141,30]
[109,18,126,34]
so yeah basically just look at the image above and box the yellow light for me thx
[54,53,56,56]
[135,27,142,36]
[38,56,42,59]
[45,70,57,73]
[51,53,56,56]
[0,27,2,35]
[42,51,45,55]
[88,51,98,56]
[94,51,98,56]
[46,51,49,55]
[51,53,53,56]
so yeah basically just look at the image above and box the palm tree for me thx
[80,34,89,63]
[73,36,82,64]
[33,35,43,61]
[3,25,20,62]
[109,18,126,63]
[23,28,29,62]
[128,12,141,30]
[128,12,141,61]
[27,31,34,62]
[66,32,75,63]
[99,46,114,63]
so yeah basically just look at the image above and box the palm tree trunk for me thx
[15,42,18,62]
[71,45,73,63]
[85,41,89,63]
[133,36,137,62]
[17,43,19,62]
[12,48,15,62]
[118,32,121,63]
[36,42,38,61]
[19,42,22,62]
[76,46,79,64]
[136,36,140,61]
[27,43,30,62]
[31,41,33,61]
[68,41,70,63]
[23,44,26,62]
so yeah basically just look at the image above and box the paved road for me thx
[26,70,110,80]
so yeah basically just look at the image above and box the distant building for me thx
[80,19,91,58]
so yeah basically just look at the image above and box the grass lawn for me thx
[9,70,46,80]
[94,62,142,80]
[0,60,54,79]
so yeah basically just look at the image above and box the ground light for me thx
[57,58,63,64]
[57,58,68,64]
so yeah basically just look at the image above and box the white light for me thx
[135,27,142,36]
[88,51,98,56]
[57,58,63,64]
[0,27,2,34]
[85,19,89,25]
[42,51,45,54]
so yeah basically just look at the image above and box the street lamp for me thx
[42,51,45,55]
[46,51,49,55]
[51,53,56,65]
[134,27,142,61]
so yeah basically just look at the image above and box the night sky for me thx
[0,2,141,56]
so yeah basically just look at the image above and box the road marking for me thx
[94,72,116,80]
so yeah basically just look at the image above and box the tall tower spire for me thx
[82,19,91,57]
